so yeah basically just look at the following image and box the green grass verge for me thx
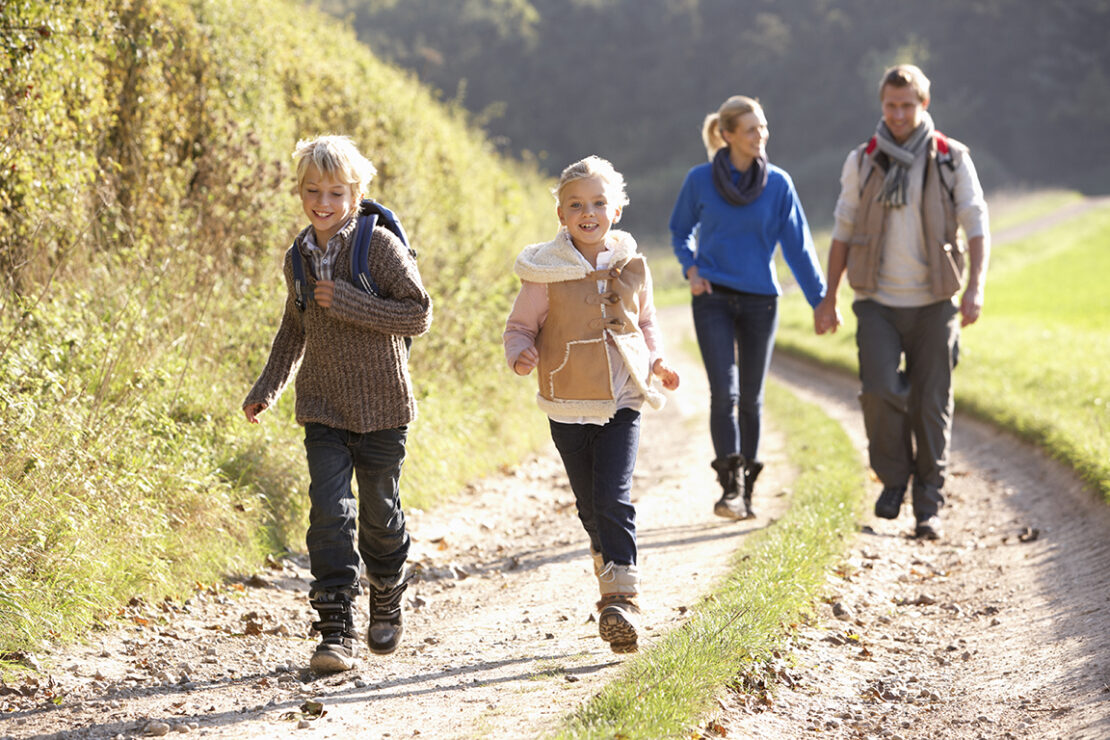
[552,380,866,739]
[776,199,1110,502]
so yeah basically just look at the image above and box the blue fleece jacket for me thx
[669,160,826,308]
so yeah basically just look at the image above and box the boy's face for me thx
[300,164,360,245]
[557,176,621,252]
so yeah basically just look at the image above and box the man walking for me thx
[814,64,990,540]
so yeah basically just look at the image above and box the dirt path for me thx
[5,200,1110,739]
[0,306,795,740]
[723,353,1110,740]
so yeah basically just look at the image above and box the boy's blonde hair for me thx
[293,135,377,198]
[552,155,630,209]
[879,64,931,103]
[702,95,763,160]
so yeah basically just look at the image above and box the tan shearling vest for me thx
[513,230,664,418]
[846,135,967,301]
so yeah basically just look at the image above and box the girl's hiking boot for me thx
[367,574,409,655]
[596,563,640,654]
[308,591,358,674]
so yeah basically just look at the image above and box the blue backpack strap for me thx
[351,210,381,296]
[350,199,414,297]
[351,199,414,353]
[287,242,308,311]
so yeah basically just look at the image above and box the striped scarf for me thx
[873,111,934,208]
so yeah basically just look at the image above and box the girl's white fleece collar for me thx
[514,229,639,284]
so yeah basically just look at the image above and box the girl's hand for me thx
[314,279,335,309]
[652,358,681,390]
[243,402,268,424]
[513,346,539,375]
[686,266,713,296]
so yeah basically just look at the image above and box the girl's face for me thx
[721,109,769,165]
[300,164,360,244]
[557,176,622,252]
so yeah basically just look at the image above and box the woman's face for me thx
[721,109,768,164]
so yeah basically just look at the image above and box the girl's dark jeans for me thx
[691,288,779,462]
[548,407,641,566]
[303,422,409,594]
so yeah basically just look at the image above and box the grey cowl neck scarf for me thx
[712,147,768,206]
[873,110,935,208]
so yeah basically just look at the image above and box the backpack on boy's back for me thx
[287,199,416,349]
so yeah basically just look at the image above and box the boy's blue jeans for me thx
[303,422,409,594]
[549,407,641,567]
[691,289,779,462]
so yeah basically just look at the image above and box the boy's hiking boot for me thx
[711,454,750,520]
[874,485,907,519]
[367,574,409,655]
[308,591,358,674]
[742,460,763,519]
[596,563,640,654]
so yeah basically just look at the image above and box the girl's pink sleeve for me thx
[638,263,664,366]
[503,280,548,368]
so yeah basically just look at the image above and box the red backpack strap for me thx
[864,136,878,156]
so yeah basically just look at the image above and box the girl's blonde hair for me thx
[878,64,931,103]
[701,95,763,160]
[293,135,377,198]
[552,155,630,209]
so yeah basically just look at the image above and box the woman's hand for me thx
[814,295,843,335]
[652,358,681,390]
[686,266,713,296]
[513,346,539,375]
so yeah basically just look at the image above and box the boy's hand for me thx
[513,346,539,375]
[243,402,267,424]
[652,358,681,390]
[314,280,335,309]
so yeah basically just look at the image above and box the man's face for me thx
[881,84,928,144]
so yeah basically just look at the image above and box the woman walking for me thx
[669,95,826,520]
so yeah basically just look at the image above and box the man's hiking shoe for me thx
[914,516,943,540]
[874,485,906,519]
[309,593,358,674]
[596,563,640,654]
[367,576,409,655]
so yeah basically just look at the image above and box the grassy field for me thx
[774,195,1110,501]
[553,380,866,738]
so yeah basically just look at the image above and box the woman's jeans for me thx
[691,289,779,462]
[303,422,409,594]
[548,408,641,566]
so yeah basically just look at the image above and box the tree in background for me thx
[317,0,1110,236]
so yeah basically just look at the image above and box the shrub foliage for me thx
[0,0,553,651]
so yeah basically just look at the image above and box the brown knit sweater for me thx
[244,216,432,433]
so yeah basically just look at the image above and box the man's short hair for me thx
[879,64,931,103]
